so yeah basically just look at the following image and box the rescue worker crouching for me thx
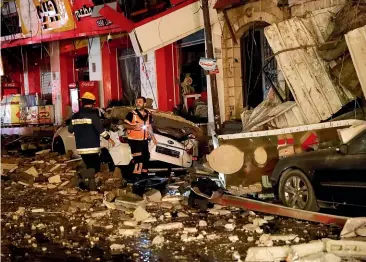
[68,92,115,190]
[124,96,157,182]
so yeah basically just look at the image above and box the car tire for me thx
[278,169,319,212]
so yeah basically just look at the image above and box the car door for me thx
[319,132,366,207]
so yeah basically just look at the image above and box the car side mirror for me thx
[338,144,348,155]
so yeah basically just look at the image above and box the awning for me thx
[213,0,243,10]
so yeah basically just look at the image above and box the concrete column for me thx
[101,42,121,106]
[155,44,176,111]
[23,51,29,95]
[49,41,63,125]
[88,37,104,107]
[59,40,75,120]
[141,52,158,108]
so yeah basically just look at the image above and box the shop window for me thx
[117,48,141,106]
[1,1,21,37]
[75,55,90,82]
[241,23,291,109]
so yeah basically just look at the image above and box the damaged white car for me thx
[52,107,202,173]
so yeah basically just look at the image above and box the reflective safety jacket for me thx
[124,110,152,140]
[68,107,110,154]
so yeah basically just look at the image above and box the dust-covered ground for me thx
[1,153,343,262]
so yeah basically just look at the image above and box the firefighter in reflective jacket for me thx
[68,92,115,174]
[124,96,157,180]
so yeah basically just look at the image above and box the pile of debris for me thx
[241,2,366,132]
[2,151,366,260]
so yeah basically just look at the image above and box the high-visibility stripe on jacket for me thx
[125,110,150,141]
[68,107,110,155]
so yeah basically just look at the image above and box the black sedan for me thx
[271,128,366,212]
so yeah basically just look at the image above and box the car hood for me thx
[104,106,203,139]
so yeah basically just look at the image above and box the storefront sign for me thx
[199,57,219,74]
[16,0,75,36]
[80,81,96,88]
[2,82,20,88]
[75,5,93,20]
[96,18,112,27]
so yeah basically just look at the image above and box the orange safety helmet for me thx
[80,92,96,101]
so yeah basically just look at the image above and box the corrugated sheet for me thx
[264,12,353,124]
[345,25,366,99]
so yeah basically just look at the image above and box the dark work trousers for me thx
[128,139,150,180]
[81,153,101,173]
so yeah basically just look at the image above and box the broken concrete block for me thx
[229,235,239,243]
[253,218,268,227]
[105,191,117,202]
[199,220,207,227]
[91,210,110,218]
[225,224,235,231]
[123,220,138,227]
[325,239,366,257]
[50,164,61,173]
[183,227,198,233]
[25,167,39,177]
[207,234,220,240]
[356,226,366,237]
[160,202,174,210]
[143,189,162,202]
[245,246,290,262]
[15,207,26,216]
[113,167,122,178]
[32,208,45,213]
[118,228,141,237]
[70,201,92,210]
[115,194,145,209]
[133,206,150,222]
[48,175,61,184]
[243,224,258,232]
[161,195,184,203]
[209,209,232,216]
[36,149,51,156]
[47,184,57,189]
[140,223,152,230]
[154,222,184,232]
[103,200,116,210]
[341,217,366,238]
[59,181,70,187]
[18,181,30,187]
[142,217,157,223]
[110,243,125,251]
[232,251,241,261]
[297,252,341,262]
[152,235,165,246]
[177,212,189,218]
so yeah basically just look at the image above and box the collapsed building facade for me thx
[214,0,366,127]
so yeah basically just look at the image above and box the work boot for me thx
[80,168,97,191]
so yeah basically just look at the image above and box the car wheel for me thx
[278,169,319,211]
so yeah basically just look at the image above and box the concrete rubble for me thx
[1,148,366,261]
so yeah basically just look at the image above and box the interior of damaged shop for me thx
[1,0,366,260]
